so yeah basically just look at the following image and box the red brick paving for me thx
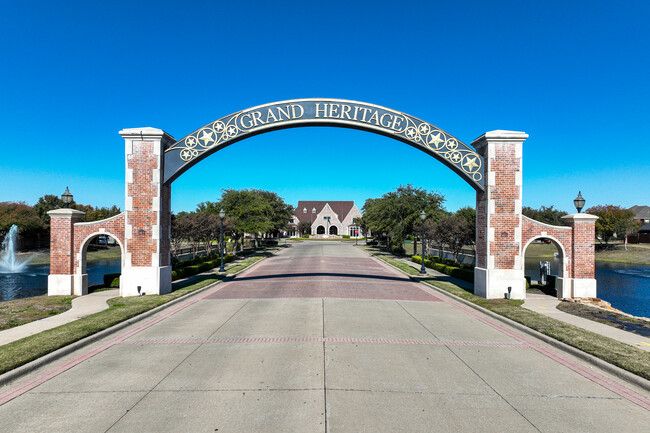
[205,256,442,301]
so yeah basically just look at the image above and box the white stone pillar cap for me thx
[48,209,86,218]
[561,213,599,222]
[471,130,529,146]
[119,127,175,142]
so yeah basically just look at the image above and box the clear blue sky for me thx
[1,1,648,214]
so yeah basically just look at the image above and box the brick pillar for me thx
[47,209,85,295]
[473,130,528,299]
[119,127,175,296]
[561,213,598,298]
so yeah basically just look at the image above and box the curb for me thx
[361,247,650,392]
[0,249,274,387]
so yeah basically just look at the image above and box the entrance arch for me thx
[316,225,325,235]
[48,99,599,300]
[329,226,338,235]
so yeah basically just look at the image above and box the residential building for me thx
[290,201,363,237]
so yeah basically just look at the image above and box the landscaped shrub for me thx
[302,234,310,238]
[103,273,121,287]
[342,235,350,239]
[171,254,236,281]
[524,275,531,288]
[411,256,474,283]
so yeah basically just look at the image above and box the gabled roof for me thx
[629,205,650,220]
[639,223,650,233]
[294,201,355,224]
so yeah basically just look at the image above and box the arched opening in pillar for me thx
[316,225,325,235]
[329,225,338,235]
[523,237,566,298]
[78,233,124,295]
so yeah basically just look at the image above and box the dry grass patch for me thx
[0,296,74,330]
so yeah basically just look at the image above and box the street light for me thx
[420,210,426,275]
[324,216,331,236]
[61,187,73,208]
[219,209,226,272]
[574,191,585,213]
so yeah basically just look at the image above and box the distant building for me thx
[629,205,650,224]
[627,206,650,244]
[290,201,362,237]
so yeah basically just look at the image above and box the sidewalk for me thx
[390,253,650,352]
[0,289,119,346]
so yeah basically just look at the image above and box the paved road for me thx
[1,242,649,432]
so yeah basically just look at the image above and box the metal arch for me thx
[163,98,484,190]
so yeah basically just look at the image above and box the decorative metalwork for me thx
[164,99,484,189]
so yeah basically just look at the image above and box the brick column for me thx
[561,213,598,298]
[47,209,85,295]
[473,130,528,299]
[119,127,175,297]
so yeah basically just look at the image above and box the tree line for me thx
[171,188,294,259]
[522,204,640,246]
[0,195,121,245]
[360,185,475,261]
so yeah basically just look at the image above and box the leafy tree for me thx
[522,205,567,226]
[586,205,638,246]
[33,194,68,229]
[0,202,44,241]
[298,221,312,236]
[454,206,476,253]
[199,188,294,250]
[426,214,474,262]
[82,205,121,222]
[362,184,445,254]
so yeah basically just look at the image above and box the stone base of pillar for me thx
[570,278,597,298]
[120,266,172,297]
[48,274,75,296]
[474,267,526,299]
[556,277,570,299]
[73,274,89,296]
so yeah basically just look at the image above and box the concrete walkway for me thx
[522,293,650,351]
[0,289,119,346]
[391,253,650,352]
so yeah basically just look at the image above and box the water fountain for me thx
[0,224,32,273]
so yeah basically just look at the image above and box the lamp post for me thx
[219,209,226,272]
[574,191,585,213]
[324,216,331,236]
[420,210,426,275]
[61,187,73,208]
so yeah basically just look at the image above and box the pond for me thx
[525,255,650,319]
[0,258,121,302]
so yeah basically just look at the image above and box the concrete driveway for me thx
[0,242,648,432]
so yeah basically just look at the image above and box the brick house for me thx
[290,201,362,237]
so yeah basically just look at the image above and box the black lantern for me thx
[574,191,585,213]
[61,187,73,208]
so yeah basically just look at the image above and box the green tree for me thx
[522,205,567,226]
[362,185,445,255]
[586,205,638,246]
[0,202,44,240]
[200,188,294,250]
[33,194,68,229]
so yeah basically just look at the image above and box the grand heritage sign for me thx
[164,98,484,189]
